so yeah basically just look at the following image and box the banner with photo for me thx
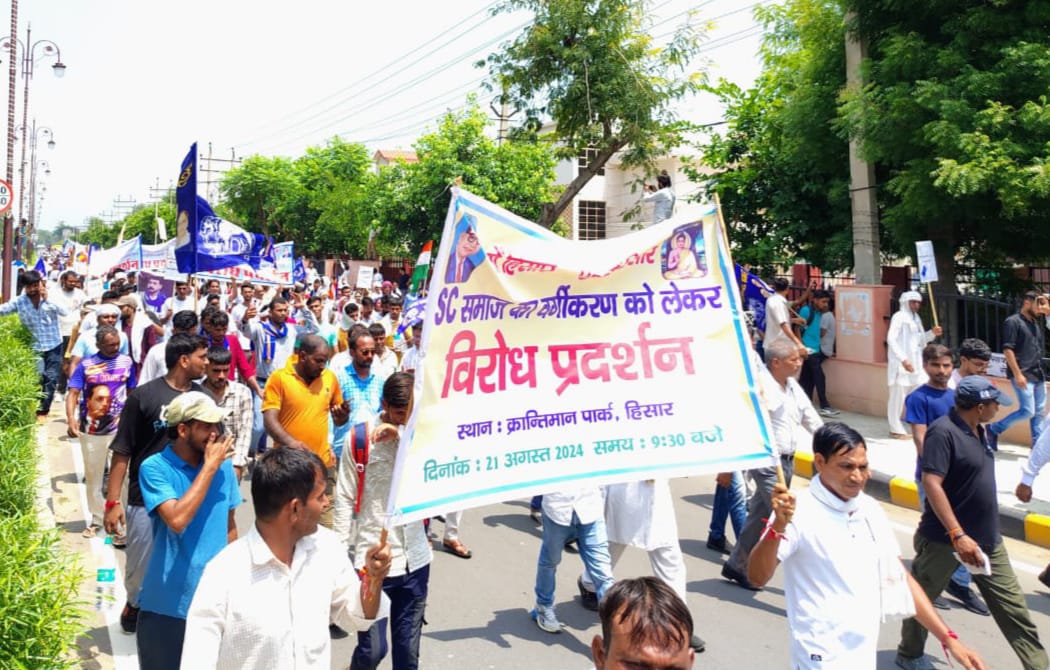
[196,241,294,286]
[386,188,776,523]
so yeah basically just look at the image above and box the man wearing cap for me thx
[117,293,163,375]
[895,377,1047,670]
[986,290,1050,450]
[887,290,942,439]
[68,303,130,374]
[135,391,241,670]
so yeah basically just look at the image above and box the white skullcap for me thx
[900,290,922,304]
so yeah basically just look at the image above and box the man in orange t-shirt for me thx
[262,334,349,527]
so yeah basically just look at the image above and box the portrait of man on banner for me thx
[138,271,173,314]
[444,213,484,284]
[661,223,707,280]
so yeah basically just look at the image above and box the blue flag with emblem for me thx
[174,143,273,274]
[737,264,773,333]
[293,256,306,284]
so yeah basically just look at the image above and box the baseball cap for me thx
[955,376,1013,406]
[115,294,138,309]
[163,391,230,425]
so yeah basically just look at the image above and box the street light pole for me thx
[2,0,18,302]
[22,119,52,259]
[7,25,65,262]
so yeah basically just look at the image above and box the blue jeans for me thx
[917,481,970,589]
[250,380,265,456]
[727,456,794,573]
[535,510,614,607]
[708,471,746,541]
[351,564,429,670]
[38,342,63,415]
[989,378,1047,445]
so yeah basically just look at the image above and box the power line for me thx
[232,1,501,147]
[247,21,528,155]
[235,13,521,152]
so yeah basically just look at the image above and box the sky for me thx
[8,0,769,234]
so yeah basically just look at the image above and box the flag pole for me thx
[713,193,786,487]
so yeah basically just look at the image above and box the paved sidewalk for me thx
[793,410,1050,547]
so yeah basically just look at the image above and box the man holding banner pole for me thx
[723,339,823,590]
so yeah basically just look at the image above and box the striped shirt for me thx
[0,294,67,351]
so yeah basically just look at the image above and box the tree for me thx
[368,104,559,253]
[77,203,177,250]
[483,0,706,228]
[221,137,377,256]
[841,0,1050,289]
[695,0,852,275]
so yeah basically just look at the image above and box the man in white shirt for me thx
[722,338,823,590]
[161,281,195,331]
[532,487,615,633]
[763,278,806,356]
[747,423,985,670]
[181,447,391,670]
[887,290,941,438]
[51,270,87,393]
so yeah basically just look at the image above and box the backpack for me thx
[347,421,371,516]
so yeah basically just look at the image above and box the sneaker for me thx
[111,534,127,549]
[945,580,990,616]
[819,406,840,416]
[1038,565,1050,588]
[531,604,562,633]
[690,634,706,653]
[721,562,761,591]
[894,653,934,670]
[119,603,140,635]
[932,595,950,610]
[577,576,598,612]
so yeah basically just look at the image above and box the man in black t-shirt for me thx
[103,333,207,635]
[987,291,1049,450]
[896,377,1046,670]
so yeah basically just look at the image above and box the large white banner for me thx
[88,237,141,276]
[385,189,775,523]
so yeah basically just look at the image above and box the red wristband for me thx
[105,500,121,511]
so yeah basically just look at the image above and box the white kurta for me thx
[886,308,933,387]
[603,480,678,551]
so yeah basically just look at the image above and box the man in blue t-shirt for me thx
[905,343,988,616]
[137,391,241,670]
[798,290,839,416]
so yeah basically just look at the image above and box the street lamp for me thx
[29,155,50,241]
[0,25,65,294]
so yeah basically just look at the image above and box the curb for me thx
[792,452,1050,550]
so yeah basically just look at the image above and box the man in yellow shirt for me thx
[262,334,349,527]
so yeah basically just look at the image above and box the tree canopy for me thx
[483,0,706,227]
[700,0,1050,286]
[369,103,560,254]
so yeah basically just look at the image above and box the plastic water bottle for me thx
[95,536,117,613]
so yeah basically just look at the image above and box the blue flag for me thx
[397,295,426,335]
[32,257,46,274]
[736,264,773,333]
[174,143,273,274]
[293,256,306,284]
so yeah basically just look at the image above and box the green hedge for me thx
[0,316,85,669]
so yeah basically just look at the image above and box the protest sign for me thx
[196,241,294,286]
[88,237,141,276]
[385,189,776,523]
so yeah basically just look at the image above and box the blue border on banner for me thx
[399,451,773,515]
[454,194,562,241]
[715,226,774,455]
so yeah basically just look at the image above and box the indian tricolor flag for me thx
[410,241,432,293]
